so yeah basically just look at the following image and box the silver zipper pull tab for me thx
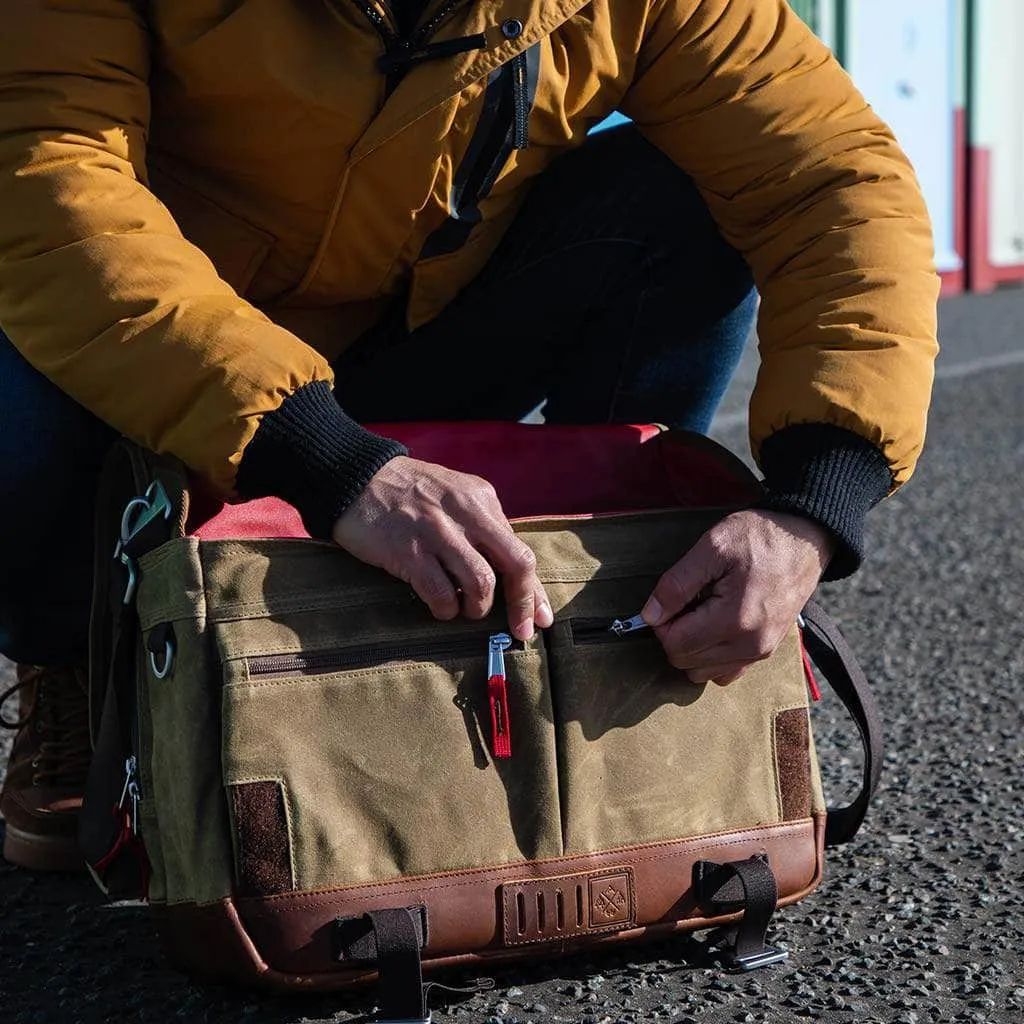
[610,614,650,636]
[488,632,512,678]
[128,778,140,833]
[119,754,140,832]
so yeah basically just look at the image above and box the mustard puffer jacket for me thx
[0,0,938,496]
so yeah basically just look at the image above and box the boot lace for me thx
[0,666,91,787]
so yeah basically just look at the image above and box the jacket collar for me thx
[347,0,591,162]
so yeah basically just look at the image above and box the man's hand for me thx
[332,456,553,640]
[641,510,836,685]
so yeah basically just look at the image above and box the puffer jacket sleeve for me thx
[0,0,338,496]
[620,0,939,498]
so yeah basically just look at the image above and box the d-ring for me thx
[150,638,175,679]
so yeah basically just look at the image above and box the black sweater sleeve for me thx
[756,422,893,580]
[235,381,407,539]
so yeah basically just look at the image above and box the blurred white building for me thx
[792,0,1024,295]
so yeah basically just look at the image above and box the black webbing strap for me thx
[334,908,430,1022]
[693,855,788,971]
[800,600,885,847]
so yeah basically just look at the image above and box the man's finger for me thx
[642,541,721,628]
[534,580,554,629]
[685,662,749,687]
[655,595,732,668]
[407,555,461,621]
[438,538,497,620]
[474,526,543,640]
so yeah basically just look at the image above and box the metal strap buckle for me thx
[112,481,172,605]
[726,945,790,972]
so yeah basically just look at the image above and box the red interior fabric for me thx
[187,422,761,541]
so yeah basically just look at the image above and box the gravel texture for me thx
[1,290,1023,1023]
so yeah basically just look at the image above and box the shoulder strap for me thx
[82,440,188,895]
[800,600,884,847]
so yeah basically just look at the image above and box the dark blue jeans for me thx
[0,125,755,665]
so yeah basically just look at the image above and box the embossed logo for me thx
[594,885,626,918]
[588,872,632,925]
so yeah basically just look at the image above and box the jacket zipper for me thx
[349,0,398,44]
[511,51,530,150]
[412,0,474,44]
[353,0,482,82]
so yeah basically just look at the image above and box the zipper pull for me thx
[610,614,650,636]
[796,615,822,702]
[800,641,822,703]
[488,633,513,759]
[119,754,140,832]
[94,753,151,898]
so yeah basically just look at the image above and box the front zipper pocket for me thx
[246,633,524,679]
[569,617,657,646]
[547,606,814,857]
[248,631,525,761]
[218,619,562,891]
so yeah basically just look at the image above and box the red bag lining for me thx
[188,423,761,541]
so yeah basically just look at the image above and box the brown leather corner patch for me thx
[501,867,636,946]
[230,780,294,897]
[775,707,812,821]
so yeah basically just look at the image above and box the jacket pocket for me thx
[218,622,563,893]
[545,604,811,857]
[146,160,275,296]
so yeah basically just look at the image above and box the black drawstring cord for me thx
[377,32,487,74]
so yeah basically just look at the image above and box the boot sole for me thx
[2,822,85,872]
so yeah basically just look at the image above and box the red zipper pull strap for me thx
[488,633,513,759]
[799,638,822,703]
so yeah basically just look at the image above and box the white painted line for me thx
[933,348,1024,380]
[711,348,1024,433]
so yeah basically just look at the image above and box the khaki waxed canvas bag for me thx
[80,424,881,1021]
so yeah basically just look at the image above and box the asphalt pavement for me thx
[2,289,1023,1023]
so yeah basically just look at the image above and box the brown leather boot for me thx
[0,664,91,871]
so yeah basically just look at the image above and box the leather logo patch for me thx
[500,867,636,946]
[590,873,631,925]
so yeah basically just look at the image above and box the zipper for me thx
[511,51,530,150]
[349,0,399,44]
[246,632,522,678]
[411,0,474,45]
[247,630,525,761]
[121,754,140,835]
[354,0,483,82]
[570,617,657,646]
[93,754,151,897]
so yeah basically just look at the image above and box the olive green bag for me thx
[80,425,881,1021]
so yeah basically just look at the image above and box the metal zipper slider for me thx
[487,633,513,759]
[610,614,650,636]
[119,755,140,833]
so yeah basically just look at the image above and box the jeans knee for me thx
[0,332,114,496]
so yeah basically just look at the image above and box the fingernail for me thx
[536,601,554,628]
[641,598,665,627]
[515,621,535,642]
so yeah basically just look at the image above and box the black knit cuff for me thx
[235,381,407,539]
[756,423,893,581]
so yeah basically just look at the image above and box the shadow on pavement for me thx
[0,819,721,1023]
